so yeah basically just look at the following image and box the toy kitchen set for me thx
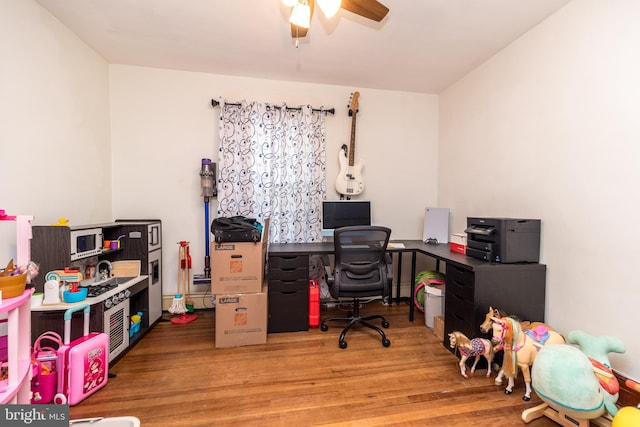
[29,220,162,365]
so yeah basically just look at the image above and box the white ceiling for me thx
[36,0,571,93]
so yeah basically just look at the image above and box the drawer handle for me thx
[452,312,465,321]
[453,292,465,302]
[452,278,470,289]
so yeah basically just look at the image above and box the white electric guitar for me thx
[336,92,364,196]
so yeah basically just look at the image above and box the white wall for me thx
[108,65,439,295]
[439,0,640,380]
[0,0,111,262]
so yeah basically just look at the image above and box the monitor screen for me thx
[322,200,371,232]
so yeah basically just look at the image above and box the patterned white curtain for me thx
[217,100,327,243]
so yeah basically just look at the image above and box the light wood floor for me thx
[69,302,558,426]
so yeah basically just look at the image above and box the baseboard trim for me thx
[162,292,214,311]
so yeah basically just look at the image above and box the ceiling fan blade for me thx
[290,0,314,38]
[341,0,389,22]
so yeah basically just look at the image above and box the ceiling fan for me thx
[282,0,389,38]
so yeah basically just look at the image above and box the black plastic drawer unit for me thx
[268,255,309,333]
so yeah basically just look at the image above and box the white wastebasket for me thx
[424,285,445,328]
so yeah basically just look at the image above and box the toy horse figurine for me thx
[491,316,565,401]
[448,331,495,379]
[479,305,555,335]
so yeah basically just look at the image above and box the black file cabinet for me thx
[268,255,309,333]
[443,261,547,352]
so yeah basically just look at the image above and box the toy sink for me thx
[70,417,140,427]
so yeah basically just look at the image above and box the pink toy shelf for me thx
[0,209,36,404]
[0,288,34,404]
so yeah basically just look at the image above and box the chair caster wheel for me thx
[320,324,328,332]
[382,321,390,328]
[339,340,348,349]
[382,338,391,347]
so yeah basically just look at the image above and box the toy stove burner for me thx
[84,282,118,298]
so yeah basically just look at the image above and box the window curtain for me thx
[217,100,326,243]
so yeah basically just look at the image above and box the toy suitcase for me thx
[53,304,109,406]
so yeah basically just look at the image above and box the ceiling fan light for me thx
[317,0,341,18]
[289,2,311,29]
[281,0,297,7]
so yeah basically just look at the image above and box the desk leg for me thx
[396,252,403,305]
[409,251,417,321]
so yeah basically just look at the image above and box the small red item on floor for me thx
[309,279,320,328]
[171,313,198,325]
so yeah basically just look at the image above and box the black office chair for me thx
[320,225,392,349]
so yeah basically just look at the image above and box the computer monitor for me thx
[322,200,371,236]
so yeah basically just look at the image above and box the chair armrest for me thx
[325,264,334,286]
[384,253,393,283]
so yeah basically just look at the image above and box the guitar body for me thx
[336,151,364,196]
[336,91,364,197]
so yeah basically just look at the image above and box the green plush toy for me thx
[413,270,445,312]
[530,330,625,421]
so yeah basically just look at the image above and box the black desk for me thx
[268,241,547,341]
[268,241,419,314]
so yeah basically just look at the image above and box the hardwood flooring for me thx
[69,302,558,426]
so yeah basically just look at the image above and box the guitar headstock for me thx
[348,91,360,116]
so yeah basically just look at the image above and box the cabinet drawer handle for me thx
[452,292,466,302]
[452,278,471,289]
[452,312,466,321]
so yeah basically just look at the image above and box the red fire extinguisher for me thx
[309,279,320,328]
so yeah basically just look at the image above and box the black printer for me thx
[465,217,541,263]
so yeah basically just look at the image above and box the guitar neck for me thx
[348,113,356,166]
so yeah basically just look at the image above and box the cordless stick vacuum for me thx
[194,158,217,284]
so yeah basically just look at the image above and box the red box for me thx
[449,233,467,254]
[450,242,466,254]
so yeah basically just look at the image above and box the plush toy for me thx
[523,330,625,425]
[568,330,625,417]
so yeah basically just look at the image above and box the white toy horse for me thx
[448,331,495,379]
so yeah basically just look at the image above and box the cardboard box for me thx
[433,315,444,342]
[211,219,269,294]
[449,233,467,255]
[215,283,268,348]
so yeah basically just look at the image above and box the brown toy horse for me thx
[479,306,555,335]
[491,316,565,401]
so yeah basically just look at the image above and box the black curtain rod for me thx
[211,99,334,115]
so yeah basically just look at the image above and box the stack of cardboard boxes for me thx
[210,220,269,348]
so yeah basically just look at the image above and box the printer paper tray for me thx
[464,225,495,236]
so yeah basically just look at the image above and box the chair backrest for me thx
[331,226,392,297]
